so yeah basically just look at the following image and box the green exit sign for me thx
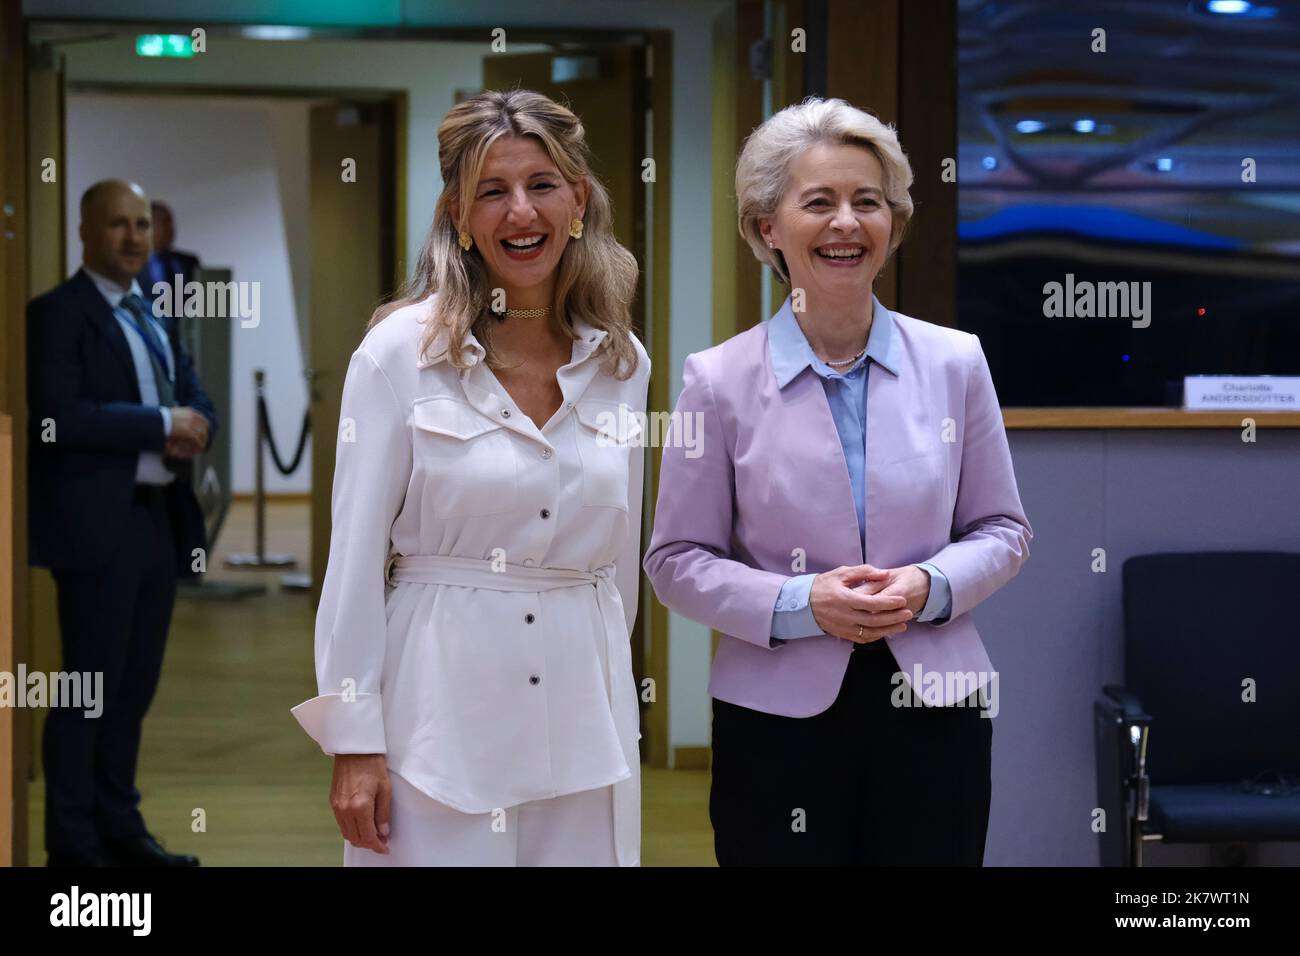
[136,34,195,58]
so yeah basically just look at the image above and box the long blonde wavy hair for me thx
[369,89,641,378]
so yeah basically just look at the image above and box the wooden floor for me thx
[27,500,715,866]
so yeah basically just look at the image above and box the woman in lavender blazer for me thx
[643,98,1032,866]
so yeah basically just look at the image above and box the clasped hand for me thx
[808,564,932,644]
[165,406,210,459]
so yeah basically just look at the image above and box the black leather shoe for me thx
[102,833,200,867]
[47,847,115,867]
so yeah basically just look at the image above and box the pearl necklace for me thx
[824,344,867,368]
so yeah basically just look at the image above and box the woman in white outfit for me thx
[291,89,649,866]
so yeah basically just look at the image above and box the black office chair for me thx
[1094,551,1300,866]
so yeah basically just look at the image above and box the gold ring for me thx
[857,625,864,641]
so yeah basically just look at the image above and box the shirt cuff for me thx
[290,692,386,756]
[914,563,953,623]
[771,573,822,641]
[159,405,172,437]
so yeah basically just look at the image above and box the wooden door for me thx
[481,49,653,750]
[307,100,397,606]
[12,34,67,867]
[481,47,648,335]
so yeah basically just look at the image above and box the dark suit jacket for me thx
[140,248,201,301]
[27,268,218,577]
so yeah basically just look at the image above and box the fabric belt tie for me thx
[384,553,641,867]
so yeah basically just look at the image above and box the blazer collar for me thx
[767,292,901,389]
[69,268,144,397]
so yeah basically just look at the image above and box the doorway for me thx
[13,21,669,865]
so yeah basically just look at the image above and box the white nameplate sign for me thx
[1183,376,1300,410]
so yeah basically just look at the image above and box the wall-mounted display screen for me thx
[957,0,1300,406]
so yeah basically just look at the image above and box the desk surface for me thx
[1003,408,1300,429]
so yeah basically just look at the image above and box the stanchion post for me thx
[225,368,296,570]
[254,368,266,562]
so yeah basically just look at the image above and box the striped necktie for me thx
[121,293,176,407]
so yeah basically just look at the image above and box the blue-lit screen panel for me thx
[957,0,1300,406]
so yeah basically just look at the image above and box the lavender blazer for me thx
[643,300,1033,716]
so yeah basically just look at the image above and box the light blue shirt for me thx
[83,266,176,486]
[766,294,952,641]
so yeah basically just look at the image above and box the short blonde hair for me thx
[735,97,914,284]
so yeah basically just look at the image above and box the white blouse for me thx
[290,295,650,866]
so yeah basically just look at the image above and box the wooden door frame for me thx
[701,0,957,771]
[689,0,804,771]
[306,95,401,611]
[1,0,29,871]
[7,17,678,865]
[9,77,405,868]
[9,59,410,872]
[42,24,676,774]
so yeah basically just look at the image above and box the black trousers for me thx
[710,639,993,866]
[43,485,178,854]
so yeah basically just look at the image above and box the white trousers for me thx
[343,770,619,867]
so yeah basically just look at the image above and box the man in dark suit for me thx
[139,200,201,303]
[28,179,217,867]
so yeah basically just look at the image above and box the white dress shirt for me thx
[291,295,650,866]
[83,266,175,486]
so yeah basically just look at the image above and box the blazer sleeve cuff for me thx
[914,563,953,623]
[290,692,386,756]
[771,574,822,640]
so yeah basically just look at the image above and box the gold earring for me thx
[569,218,584,240]
[458,231,472,251]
